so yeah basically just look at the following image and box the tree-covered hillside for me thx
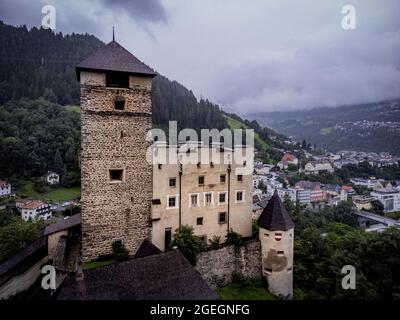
[0,21,103,105]
[0,22,292,184]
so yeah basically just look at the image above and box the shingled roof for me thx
[134,239,162,259]
[257,190,294,231]
[57,249,218,300]
[43,213,81,236]
[76,40,157,78]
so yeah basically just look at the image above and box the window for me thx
[169,177,176,187]
[198,176,205,186]
[205,193,213,206]
[158,164,162,170]
[219,192,227,204]
[114,99,125,110]
[277,250,284,256]
[274,232,282,241]
[190,194,199,207]
[220,174,226,183]
[197,217,203,225]
[165,228,172,250]
[237,175,243,182]
[264,233,269,237]
[219,212,227,224]
[264,268,272,274]
[109,169,124,182]
[168,196,177,208]
[236,191,244,202]
[106,71,129,88]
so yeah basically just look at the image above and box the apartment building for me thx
[371,185,400,212]
[151,143,253,250]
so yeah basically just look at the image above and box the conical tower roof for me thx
[257,190,294,231]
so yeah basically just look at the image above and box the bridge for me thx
[354,210,400,231]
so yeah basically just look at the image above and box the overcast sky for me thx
[1,0,399,114]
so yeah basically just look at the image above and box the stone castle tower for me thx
[76,40,157,262]
[257,190,295,299]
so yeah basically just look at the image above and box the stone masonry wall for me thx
[80,80,153,262]
[196,239,262,289]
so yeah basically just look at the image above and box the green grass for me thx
[223,115,270,151]
[216,278,276,300]
[66,105,80,113]
[83,260,115,270]
[17,181,80,203]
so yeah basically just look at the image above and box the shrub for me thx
[209,235,221,249]
[112,240,129,262]
[226,229,243,246]
[172,225,205,265]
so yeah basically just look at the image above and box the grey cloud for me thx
[101,0,167,23]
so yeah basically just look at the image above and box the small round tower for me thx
[257,190,294,299]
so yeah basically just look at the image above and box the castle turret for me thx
[76,40,156,262]
[257,190,294,299]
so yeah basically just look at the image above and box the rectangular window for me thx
[165,228,172,250]
[106,72,129,88]
[219,192,227,204]
[198,176,205,186]
[220,174,226,183]
[237,175,243,182]
[114,99,125,110]
[168,196,177,208]
[169,177,176,187]
[236,191,243,202]
[109,169,124,182]
[205,193,212,205]
[197,217,203,225]
[191,194,198,207]
[277,250,284,255]
[219,212,227,224]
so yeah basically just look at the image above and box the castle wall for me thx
[195,239,261,289]
[80,71,153,262]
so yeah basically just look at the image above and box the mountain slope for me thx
[248,99,400,155]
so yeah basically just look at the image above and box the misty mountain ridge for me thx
[247,99,400,155]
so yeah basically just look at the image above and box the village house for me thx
[350,177,384,190]
[352,195,376,211]
[19,200,52,221]
[0,180,11,197]
[304,160,334,175]
[277,153,298,170]
[276,187,297,203]
[294,181,327,210]
[44,171,60,185]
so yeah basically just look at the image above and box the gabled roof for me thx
[134,239,162,259]
[257,190,294,231]
[57,249,218,300]
[76,40,157,78]
[44,213,81,236]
